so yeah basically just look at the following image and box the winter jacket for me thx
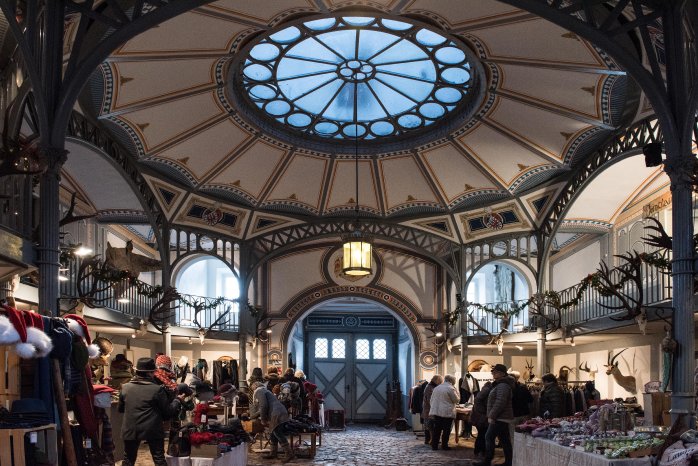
[109,359,134,390]
[486,375,514,421]
[421,382,439,420]
[470,381,492,426]
[457,377,472,404]
[512,381,533,417]
[428,381,459,419]
[250,386,289,431]
[539,383,564,418]
[118,376,181,440]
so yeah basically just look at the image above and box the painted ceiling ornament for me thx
[333,256,363,283]
[483,207,504,230]
[202,203,223,226]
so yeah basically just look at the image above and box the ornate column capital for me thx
[38,146,68,176]
[663,156,696,191]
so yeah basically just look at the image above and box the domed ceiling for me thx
[81,0,640,243]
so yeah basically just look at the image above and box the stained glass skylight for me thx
[238,16,478,143]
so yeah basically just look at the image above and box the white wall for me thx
[551,240,601,290]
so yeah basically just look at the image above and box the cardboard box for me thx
[191,444,220,459]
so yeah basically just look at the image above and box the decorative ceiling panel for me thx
[325,159,380,214]
[378,156,440,214]
[465,18,608,67]
[114,11,248,55]
[263,154,329,213]
[111,92,224,154]
[519,182,566,224]
[401,215,457,241]
[205,140,288,202]
[206,0,318,24]
[151,119,252,183]
[486,97,593,161]
[403,0,523,28]
[174,196,248,238]
[109,58,218,111]
[456,123,560,189]
[144,175,187,219]
[419,141,501,205]
[457,201,530,240]
[245,211,304,238]
[496,63,606,120]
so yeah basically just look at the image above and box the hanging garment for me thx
[193,359,208,380]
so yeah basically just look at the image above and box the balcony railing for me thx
[57,257,239,332]
[458,253,672,337]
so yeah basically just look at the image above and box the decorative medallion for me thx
[419,350,438,369]
[202,205,223,226]
[483,208,504,230]
[344,316,359,327]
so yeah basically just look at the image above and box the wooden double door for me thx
[307,332,393,422]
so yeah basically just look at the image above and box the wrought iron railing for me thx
[55,256,239,332]
[457,252,672,337]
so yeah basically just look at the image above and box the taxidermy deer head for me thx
[604,348,637,394]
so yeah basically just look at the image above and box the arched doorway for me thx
[287,296,417,423]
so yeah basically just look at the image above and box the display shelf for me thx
[0,423,57,466]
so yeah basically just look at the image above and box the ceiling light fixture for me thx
[341,93,372,277]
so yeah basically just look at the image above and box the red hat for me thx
[303,381,317,393]
[0,305,35,358]
[65,314,100,358]
[92,384,115,395]
[22,310,52,358]
[156,355,172,370]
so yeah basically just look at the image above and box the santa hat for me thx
[22,311,52,358]
[0,305,36,358]
[65,314,100,358]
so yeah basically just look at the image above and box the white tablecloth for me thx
[166,443,248,466]
[514,433,655,466]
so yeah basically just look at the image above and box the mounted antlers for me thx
[529,292,562,334]
[595,252,644,321]
[605,348,637,394]
[248,303,274,348]
[578,361,598,380]
[643,216,673,251]
[192,299,230,344]
[523,359,535,382]
[558,365,575,383]
[149,286,181,333]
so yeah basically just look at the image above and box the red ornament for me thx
[202,207,223,226]
[484,211,504,230]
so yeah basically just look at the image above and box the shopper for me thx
[471,380,492,459]
[109,353,134,390]
[539,373,564,418]
[428,374,459,451]
[118,357,185,466]
[421,375,443,445]
[583,380,600,406]
[250,381,295,462]
[474,364,514,466]
[457,373,475,438]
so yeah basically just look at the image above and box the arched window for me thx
[466,262,529,305]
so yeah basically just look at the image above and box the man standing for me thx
[428,374,459,451]
[118,357,185,466]
[474,364,514,466]
[250,381,294,462]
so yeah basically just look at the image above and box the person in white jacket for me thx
[428,374,460,450]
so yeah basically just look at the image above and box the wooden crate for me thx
[0,346,20,410]
[0,424,57,466]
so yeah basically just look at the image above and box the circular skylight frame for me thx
[232,14,484,153]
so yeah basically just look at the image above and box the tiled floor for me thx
[122,425,502,465]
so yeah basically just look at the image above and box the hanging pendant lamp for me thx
[341,82,372,277]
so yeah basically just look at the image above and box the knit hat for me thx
[64,314,100,358]
[303,381,317,393]
[156,354,172,370]
[294,370,305,379]
[491,363,508,374]
[0,305,35,358]
[177,383,193,396]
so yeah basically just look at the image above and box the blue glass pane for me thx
[435,47,466,64]
[270,26,301,44]
[441,67,470,84]
[295,79,344,113]
[435,87,462,103]
[375,73,432,101]
[343,16,374,26]
[375,60,436,81]
[265,100,291,116]
[244,64,272,81]
[356,83,387,121]
[371,121,394,136]
[316,30,357,60]
[322,83,354,121]
[315,121,339,135]
[305,18,336,30]
[358,29,400,61]
[398,114,422,128]
[381,19,412,30]
[343,123,367,137]
[286,37,343,63]
[367,79,416,115]
[419,102,445,119]
[249,84,277,100]
[287,113,312,127]
[415,28,446,46]
[371,39,427,64]
[277,57,336,80]
[249,43,280,61]
[278,73,336,100]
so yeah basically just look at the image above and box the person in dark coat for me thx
[118,357,185,466]
[457,374,473,438]
[474,364,514,466]
[420,375,443,445]
[471,381,492,458]
[583,380,600,406]
[250,381,294,461]
[510,371,533,417]
[539,373,565,418]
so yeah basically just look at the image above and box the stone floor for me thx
[124,425,505,466]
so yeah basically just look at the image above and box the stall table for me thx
[454,407,471,444]
[514,432,654,466]
[165,443,247,466]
